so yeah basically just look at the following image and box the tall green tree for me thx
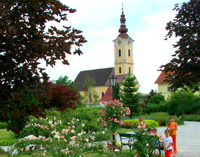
[120,73,141,116]
[114,82,120,100]
[160,0,200,92]
[0,0,86,134]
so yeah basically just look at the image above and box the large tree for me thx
[120,73,141,117]
[160,0,200,91]
[0,0,86,133]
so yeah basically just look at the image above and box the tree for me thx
[120,73,141,117]
[83,76,99,105]
[114,82,120,100]
[160,0,200,92]
[149,94,165,105]
[55,75,78,90]
[0,1,86,134]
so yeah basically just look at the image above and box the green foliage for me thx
[131,129,150,156]
[0,0,86,134]
[146,102,168,114]
[0,139,18,146]
[149,94,165,104]
[160,0,200,91]
[120,73,142,117]
[121,119,159,129]
[184,114,200,122]
[114,83,120,100]
[62,107,103,132]
[0,122,7,129]
[141,112,182,126]
[168,90,200,116]
[10,112,105,156]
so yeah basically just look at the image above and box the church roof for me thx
[74,67,115,91]
[100,86,112,101]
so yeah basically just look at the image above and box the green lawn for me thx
[0,129,12,141]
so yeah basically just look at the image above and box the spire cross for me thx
[122,3,124,13]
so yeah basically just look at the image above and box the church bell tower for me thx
[113,6,134,76]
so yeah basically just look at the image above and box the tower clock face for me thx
[127,40,131,46]
[118,40,121,46]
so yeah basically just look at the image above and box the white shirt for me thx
[162,136,173,150]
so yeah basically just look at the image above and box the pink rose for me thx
[130,142,134,145]
[61,136,64,139]
[143,133,146,135]
[102,101,105,104]
[51,124,54,128]
[72,125,75,129]
[146,143,149,147]
[121,103,123,107]
[138,126,141,129]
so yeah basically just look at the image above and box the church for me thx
[74,8,135,105]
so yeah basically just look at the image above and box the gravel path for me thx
[157,121,200,157]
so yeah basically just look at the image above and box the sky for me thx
[41,0,189,94]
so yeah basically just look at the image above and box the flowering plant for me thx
[131,126,150,157]
[9,114,105,156]
[99,99,131,134]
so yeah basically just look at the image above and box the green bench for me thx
[118,132,135,153]
[148,136,164,157]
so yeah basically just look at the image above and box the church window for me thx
[101,92,105,98]
[128,49,130,57]
[119,67,122,74]
[118,49,121,57]
[129,67,131,73]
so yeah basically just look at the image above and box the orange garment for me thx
[167,122,178,135]
[167,122,178,153]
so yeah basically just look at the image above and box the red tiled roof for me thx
[154,71,174,84]
[100,86,112,101]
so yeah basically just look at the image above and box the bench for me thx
[118,132,136,153]
[148,136,164,157]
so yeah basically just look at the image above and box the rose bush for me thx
[8,115,105,156]
[99,99,131,134]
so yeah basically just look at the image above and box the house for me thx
[74,7,135,105]
[155,71,200,99]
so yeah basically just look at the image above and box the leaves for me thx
[161,0,200,91]
[0,0,86,134]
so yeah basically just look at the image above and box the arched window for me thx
[129,67,131,73]
[118,49,121,57]
[119,67,122,74]
[101,92,105,98]
[128,49,130,57]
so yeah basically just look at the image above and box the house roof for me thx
[74,67,115,91]
[154,71,174,84]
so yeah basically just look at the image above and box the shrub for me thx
[184,114,200,122]
[121,119,159,128]
[146,101,169,114]
[149,94,165,104]
[141,112,181,126]
[0,122,7,129]
[168,91,200,116]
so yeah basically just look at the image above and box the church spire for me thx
[118,4,128,38]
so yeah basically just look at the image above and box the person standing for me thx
[167,116,178,153]
[162,129,173,157]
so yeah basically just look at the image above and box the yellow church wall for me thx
[116,45,124,62]
[80,86,109,104]
[95,86,109,99]
[115,64,124,75]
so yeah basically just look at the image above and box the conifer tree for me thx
[120,73,141,116]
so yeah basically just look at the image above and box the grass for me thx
[0,129,12,141]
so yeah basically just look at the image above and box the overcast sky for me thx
[41,0,188,94]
